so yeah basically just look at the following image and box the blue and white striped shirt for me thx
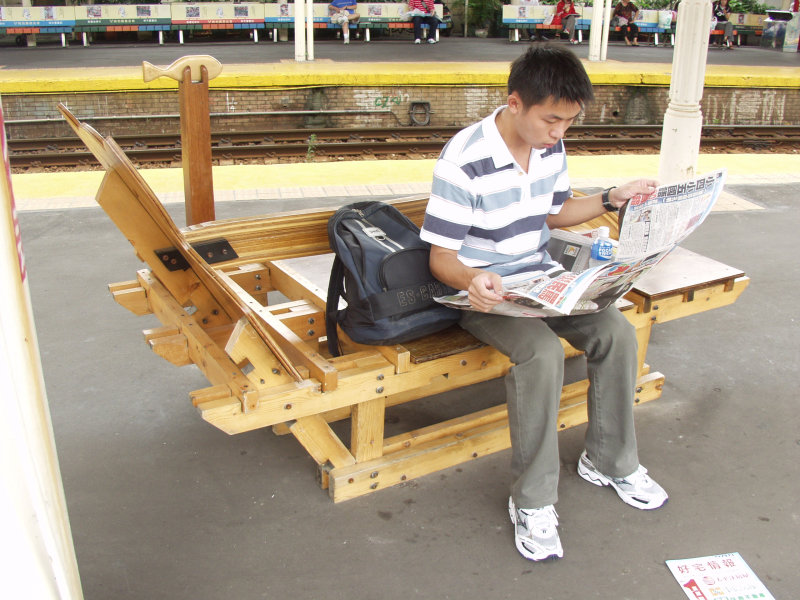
[420,106,572,283]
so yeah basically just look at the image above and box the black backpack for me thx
[326,201,460,356]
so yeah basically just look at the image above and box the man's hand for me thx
[467,271,505,312]
[608,178,658,210]
[428,245,504,313]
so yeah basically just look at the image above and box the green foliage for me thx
[728,0,769,14]
[306,134,318,163]
[457,0,502,28]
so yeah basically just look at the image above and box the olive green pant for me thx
[460,306,640,509]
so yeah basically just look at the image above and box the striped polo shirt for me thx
[420,105,572,283]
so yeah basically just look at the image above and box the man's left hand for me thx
[609,179,658,210]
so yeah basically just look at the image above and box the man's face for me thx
[507,93,583,151]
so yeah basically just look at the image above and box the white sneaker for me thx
[577,450,668,510]
[414,38,421,44]
[427,38,436,44]
[508,497,563,561]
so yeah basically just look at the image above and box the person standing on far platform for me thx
[329,0,359,44]
[408,0,439,44]
[420,45,668,563]
[612,0,640,45]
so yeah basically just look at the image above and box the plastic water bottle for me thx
[589,226,617,267]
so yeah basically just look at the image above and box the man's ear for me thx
[507,92,524,114]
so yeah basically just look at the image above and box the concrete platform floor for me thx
[17,167,799,598]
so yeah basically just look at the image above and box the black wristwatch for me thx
[602,187,618,212]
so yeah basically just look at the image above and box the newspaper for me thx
[435,169,727,317]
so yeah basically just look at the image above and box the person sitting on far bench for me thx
[408,0,439,44]
[329,0,359,44]
[420,45,668,563]
[612,0,640,45]
[554,0,581,44]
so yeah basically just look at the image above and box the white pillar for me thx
[306,0,315,61]
[659,0,712,184]
[600,0,613,61]
[0,99,84,599]
[294,0,307,62]
[588,0,609,62]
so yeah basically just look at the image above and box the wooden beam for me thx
[289,415,355,469]
[351,398,386,462]
[143,326,191,366]
[178,64,215,226]
[109,280,151,316]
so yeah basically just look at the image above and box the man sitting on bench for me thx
[420,45,668,562]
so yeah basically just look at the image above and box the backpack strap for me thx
[368,281,457,321]
[326,255,346,357]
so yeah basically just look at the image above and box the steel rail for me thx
[9,125,799,169]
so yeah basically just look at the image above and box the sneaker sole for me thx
[577,460,667,511]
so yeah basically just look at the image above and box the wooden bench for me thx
[58,105,749,503]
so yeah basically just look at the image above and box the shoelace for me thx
[617,465,651,487]
[519,506,559,534]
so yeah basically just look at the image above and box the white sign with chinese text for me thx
[666,552,775,600]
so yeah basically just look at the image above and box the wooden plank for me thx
[109,281,150,316]
[329,420,511,502]
[97,170,227,320]
[269,255,330,306]
[181,196,430,267]
[216,270,337,391]
[143,326,191,366]
[630,246,745,301]
[351,398,386,462]
[628,276,749,324]
[224,318,299,388]
[289,415,355,469]
[383,404,508,454]
[221,263,270,305]
[178,65,215,225]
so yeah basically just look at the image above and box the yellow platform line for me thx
[2,61,799,94]
[12,153,797,212]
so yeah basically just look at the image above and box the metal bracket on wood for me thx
[156,238,237,271]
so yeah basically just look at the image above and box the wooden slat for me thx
[143,326,191,366]
[109,281,151,316]
[630,246,746,302]
[181,196,430,267]
[351,398,386,462]
[178,65,215,225]
[224,318,298,388]
[289,415,355,469]
[628,276,750,323]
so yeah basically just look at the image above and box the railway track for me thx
[9,124,800,170]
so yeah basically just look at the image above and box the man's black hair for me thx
[507,45,595,108]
